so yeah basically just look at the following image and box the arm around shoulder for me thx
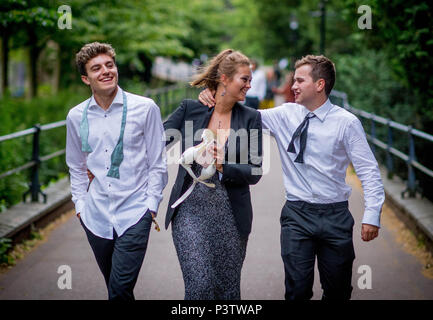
[222,111,263,186]
[163,99,189,147]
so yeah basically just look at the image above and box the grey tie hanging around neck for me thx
[287,112,316,163]
[79,91,127,179]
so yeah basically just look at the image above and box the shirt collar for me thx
[89,86,123,110]
[305,98,333,122]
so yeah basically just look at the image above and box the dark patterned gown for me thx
[172,162,248,300]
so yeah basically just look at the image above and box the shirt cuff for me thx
[361,209,381,228]
[146,197,160,215]
[75,199,85,216]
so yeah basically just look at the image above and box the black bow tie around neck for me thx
[287,112,316,163]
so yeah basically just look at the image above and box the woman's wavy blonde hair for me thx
[190,49,250,91]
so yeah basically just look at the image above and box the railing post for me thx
[23,124,47,203]
[402,126,417,198]
[386,119,394,179]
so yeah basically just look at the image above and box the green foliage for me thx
[0,87,88,209]
[2,0,233,91]
[0,238,13,264]
[225,0,265,59]
[340,0,433,131]
[334,50,415,125]
[0,0,57,28]
[30,229,42,240]
[68,0,195,59]
[178,0,228,58]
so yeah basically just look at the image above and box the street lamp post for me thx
[319,0,327,55]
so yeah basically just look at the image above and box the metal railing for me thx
[0,120,66,203]
[330,90,433,198]
[0,83,198,204]
[3,86,430,204]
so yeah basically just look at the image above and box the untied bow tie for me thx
[287,112,316,163]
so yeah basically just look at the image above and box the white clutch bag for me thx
[171,129,217,209]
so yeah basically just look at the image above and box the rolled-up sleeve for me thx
[344,118,385,227]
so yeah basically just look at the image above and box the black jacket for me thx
[163,99,263,239]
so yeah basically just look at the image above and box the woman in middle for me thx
[164,49,263,300]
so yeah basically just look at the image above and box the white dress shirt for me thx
[259,99,385,227]
[246,68,267,101]
[66,87,168,239]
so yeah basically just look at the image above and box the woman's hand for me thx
[211,142,225,173]
[198,88,216,107]
[195,143,215,169]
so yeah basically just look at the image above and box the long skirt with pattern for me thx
[172,163,248,300]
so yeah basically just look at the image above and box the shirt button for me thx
[104,114,107,118]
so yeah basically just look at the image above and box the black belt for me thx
[285,200,348,210]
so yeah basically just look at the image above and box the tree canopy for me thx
[1,0,432,130]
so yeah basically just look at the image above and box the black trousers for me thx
[280,200,355,300]
[245,97,260,110]
[80,210,152,300]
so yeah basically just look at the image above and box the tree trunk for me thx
[138,52,153,83]
[50,41,60,94]
[1,31,9,97]
[28,28,40,98]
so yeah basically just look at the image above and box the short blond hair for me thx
[76,42,116,76]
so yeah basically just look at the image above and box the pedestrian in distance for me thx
[66,42,168,300]
[272,71,295,103]
[244,59,267,110]
[260,69,278,109]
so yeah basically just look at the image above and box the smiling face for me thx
[292,64,324,108]
[223,64,252,102]
[81,53,118,95]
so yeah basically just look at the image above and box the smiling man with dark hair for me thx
[66,42,168,300]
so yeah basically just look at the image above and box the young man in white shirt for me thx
[199,55,384,300]
[66,42,168,300]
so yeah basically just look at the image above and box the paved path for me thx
[0,137,432,300]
